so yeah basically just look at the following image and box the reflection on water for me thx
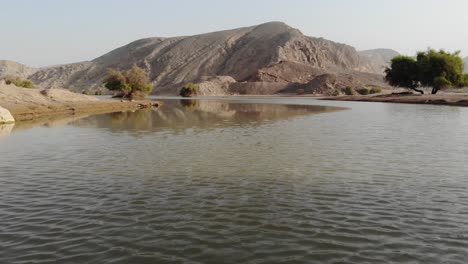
[71,99,345,134]
[0,123,14,138]
[1,98,468,264]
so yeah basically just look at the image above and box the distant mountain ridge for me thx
[358,49,400,74]
[1,22,394,95]
[0,60,37,79]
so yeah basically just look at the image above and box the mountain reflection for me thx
[70,99,345,134]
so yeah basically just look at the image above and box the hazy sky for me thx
[1,0,467,67]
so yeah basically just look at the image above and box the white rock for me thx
[0,106,15,124]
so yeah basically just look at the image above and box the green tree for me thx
[103,65,153,98]
[462,74,468,87]
[385,49,466,94]
[384,56,423,94]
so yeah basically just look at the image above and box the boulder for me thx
[0,106,15,124]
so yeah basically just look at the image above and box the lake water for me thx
[1,97,468,264]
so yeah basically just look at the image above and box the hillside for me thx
[1,22,391,95]
[0,60,37,79]
[358,49,399,74]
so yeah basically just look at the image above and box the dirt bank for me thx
[0,82,160,122]
[321,93,468,107]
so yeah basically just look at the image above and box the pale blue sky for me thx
[1,0,467,66]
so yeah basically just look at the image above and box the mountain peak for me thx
[3,23,390,95]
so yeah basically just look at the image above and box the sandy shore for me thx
[0,82,160,122]
[321,93,468,107]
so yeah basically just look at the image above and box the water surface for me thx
[1,97,468,264]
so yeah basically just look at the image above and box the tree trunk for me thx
[412,88,424,94]
[431,88,439,94]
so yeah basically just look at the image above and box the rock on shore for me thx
[0,106,15,124]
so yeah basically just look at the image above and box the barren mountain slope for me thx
[3,22,391,95]
[0,60,37,79]
[358,49,399,74]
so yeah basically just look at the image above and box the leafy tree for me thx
[179,83,199,97]
[126,65,153,94]
[462,74,468,87]
[103,65,153,98]
[384,56,422,94]
[385,49,466,94]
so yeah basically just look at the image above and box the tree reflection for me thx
[70,100,345,135]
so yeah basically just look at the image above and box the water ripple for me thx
[1,99,468,263]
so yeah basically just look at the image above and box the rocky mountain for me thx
[358,49,399,74]
[1,22,392,95]
[464,57,468,72]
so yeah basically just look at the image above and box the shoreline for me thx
[7,99,160,122]
[0,83,160,123]
[320,93,468,107]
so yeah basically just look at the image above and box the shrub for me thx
[4,76,35,88]
[180,83,199,97]
[103,65,153,98]
[357,88,370,95]
[369,87,382,94]
[82,89,92,95]
[343,86,355,95]
[331,90,340,96]
[95,89,105,95]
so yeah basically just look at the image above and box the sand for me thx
[0,82,159,122]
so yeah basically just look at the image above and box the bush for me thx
[180,83,199,97]
[95,89,105,95]
[357,88,370,95]
[4,76,35,88]
[343,86,355,95]
[331,90,340,96]
[369,87,382,94]
[103,65,153,98]
[82,89,92,95]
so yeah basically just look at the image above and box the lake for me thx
[1,97,468,264]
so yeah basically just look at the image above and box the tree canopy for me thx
[104,65,153,98]
[385,49,468,94]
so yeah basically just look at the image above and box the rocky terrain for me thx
[0,22,396,96]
